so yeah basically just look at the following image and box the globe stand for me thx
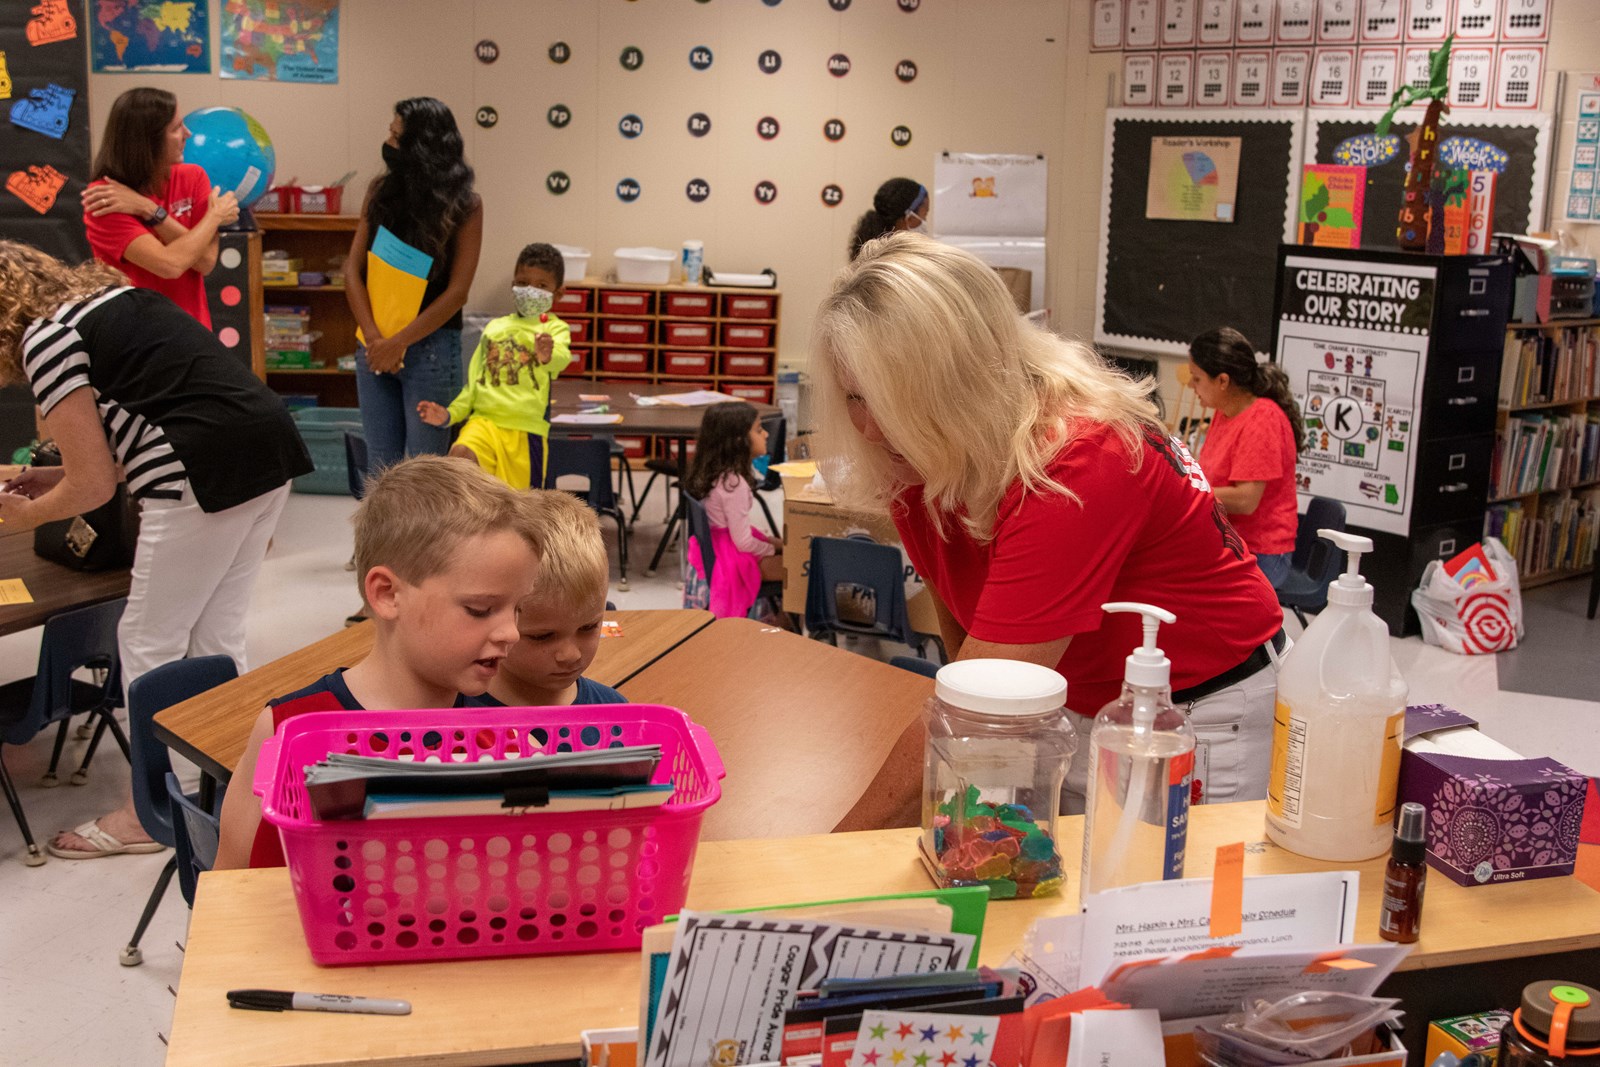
[222,206,258,234]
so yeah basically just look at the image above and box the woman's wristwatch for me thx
[144,205,169,226]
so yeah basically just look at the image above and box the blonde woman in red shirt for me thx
[1187,328,1306,589]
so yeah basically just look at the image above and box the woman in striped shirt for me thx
[0,240,311,860]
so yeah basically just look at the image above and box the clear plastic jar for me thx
[919,660,1076,899]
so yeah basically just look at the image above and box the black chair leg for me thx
[1,753,46,867]
[630,472,663,526]
[646,503,684,577]
[121,856,178,966]
[41,718,71,787]
[72,710,131,785]
[755,492,780,539]
[1589,557,1599,620]
[612,509,631,592]
[1293,606,1309,629]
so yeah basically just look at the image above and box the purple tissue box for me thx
[1401,705,1587,887]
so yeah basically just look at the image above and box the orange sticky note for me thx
[1209,841,1245,939]
[1303,953,1375,974]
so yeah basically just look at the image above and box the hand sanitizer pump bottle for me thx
[1080,602,1196,896]
[1265,530,1409,861]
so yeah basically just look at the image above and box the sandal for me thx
[46,819,166,860]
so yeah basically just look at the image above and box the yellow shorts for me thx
[455,417,534,490]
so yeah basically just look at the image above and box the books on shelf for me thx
[1490,410,1600,499]
[1499,325,1600,408]
[1484,493,1599,579]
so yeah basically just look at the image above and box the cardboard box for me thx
[1426,1009,1510,1064]
[781,485,939,636]
[1401,704,1588,887]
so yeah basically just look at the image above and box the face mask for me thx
[381,142,403,168]
[512,285,553,318]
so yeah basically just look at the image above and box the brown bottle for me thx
[1379,802,1426,943]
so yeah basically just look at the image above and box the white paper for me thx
[932,155,1048,238]
[1494,45,1544,110]
[552,413,625,425]
[1356,47,1400,107]
[645,390,738,407]
[1092,0,1123,50]
[1276,0,1316,42]
[1161,0,1198,47]
[1078,870,1361,987]
[1317,0,1358,42]
[1197,52,1233,107]
[1359,0,1402,42]
[1198,0,1236,44]
[1160,53,1195,107]
[1232,51,1272,106]
[1005,913,1085,1006]
[1404,0,1450,41]
[1124,53,1158,107]
[935,236,1048,316]
[1449,46,1495,109]
[1064,1010,1165,1067]
[1311,48,1356,107]
[646,912,976,1067]
[1125,0,1160,47]
[1501,0,1550,41]
[706,272,775,288]
[1235,0,1275,43]
[1100,942,1410,1020]
[1271,49,1312,108]
[1452,0,1499,39]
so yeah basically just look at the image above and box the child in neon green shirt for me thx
[418,243,571,489]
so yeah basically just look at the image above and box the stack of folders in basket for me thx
[301,745,670,821]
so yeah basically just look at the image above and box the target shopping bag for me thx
[1411,539,1524,654]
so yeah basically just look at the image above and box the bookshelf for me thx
[256,214,361,408]
[1487,321,1600,588]
[555,280,781,460]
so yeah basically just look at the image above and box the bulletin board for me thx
[1096,109,1304,357]
[1306,110,1552,246]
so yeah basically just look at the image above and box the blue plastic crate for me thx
[290,407,364,495]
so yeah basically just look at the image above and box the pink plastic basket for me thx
[253,704,723,966]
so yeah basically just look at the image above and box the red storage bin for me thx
[721,351,774,377]
[664,292,715,317]
[565,317,590,342]
[724,382,774,403]
[616,435,649,458]
[721,323,773,348]
[554,289,591,314]
[722,294,776,319]
[662,350,714,376]
[567,346,590,373]
[599,348,651,374]
[601,319,653,344]
[662,322,714,347]
[599,290,653,315]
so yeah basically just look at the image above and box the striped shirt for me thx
[23,287,186,501]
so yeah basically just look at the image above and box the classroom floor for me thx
[0,486,1596,1067]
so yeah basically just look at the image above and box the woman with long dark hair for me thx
[1188,327,1306,589]
[849,178,929,260]
[82,87,239,325]
[346,97,484,468]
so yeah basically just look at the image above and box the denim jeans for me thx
[1256,551,1292,589]
[354,328,463,470]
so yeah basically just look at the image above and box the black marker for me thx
[227,989,411,1016]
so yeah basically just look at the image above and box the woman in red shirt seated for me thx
[82,87,238,326]
[1187,328,1305,589]
[815,234,1287,831]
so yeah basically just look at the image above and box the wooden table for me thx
[0,526,131,638]
[163,800,1600,1067]
[619,618,932,841]
[153,609,714,784]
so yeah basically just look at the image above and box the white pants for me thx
[118,482,291,690]
[1062,651,1285,814]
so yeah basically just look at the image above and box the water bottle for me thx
[682,240,704,285]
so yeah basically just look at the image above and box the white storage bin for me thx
[555,244,591,282]
[614,247,675,284]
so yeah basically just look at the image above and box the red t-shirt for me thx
[894,425,1281,717]
[83,162,212,327]
[1199,398,1299,555]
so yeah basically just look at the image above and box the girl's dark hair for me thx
[685,402,760,499]
[367,97,477,261]
[1189,327,1306,453]
[92,87,177,192]
[849,178,925,260]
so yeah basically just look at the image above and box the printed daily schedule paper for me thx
[0,578,33,605]
[646,912,976,1067]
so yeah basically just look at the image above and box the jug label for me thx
[1375,710,1404,825]
[1267,699,1306,828]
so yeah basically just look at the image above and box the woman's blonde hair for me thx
[0,240,125,385]
[810,232,1163,542]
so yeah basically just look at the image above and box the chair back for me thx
[756,414,787,492]
[684,493,717,583]
[343,431,370,500]
[1168,363,1213,451]
[804,536,913,645]
[0,597,125,745]
[544,436,619,510]
[127,656,239,848]
[165,772,219,907]
[1281,496,1348,612]
[889,655,940,679]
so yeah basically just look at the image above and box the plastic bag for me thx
[1411,538,1524,654]
[1194,991,1403,1065]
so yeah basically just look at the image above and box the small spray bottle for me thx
[1080,602,1196,897]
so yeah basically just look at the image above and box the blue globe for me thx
[182,106,275,208]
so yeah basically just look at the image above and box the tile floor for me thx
[0,485,1595,1066]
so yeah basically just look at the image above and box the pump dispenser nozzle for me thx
[1318,530,1375,607]
[1102,602,1176,690]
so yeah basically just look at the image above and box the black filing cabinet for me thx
[1271,247,1514,635]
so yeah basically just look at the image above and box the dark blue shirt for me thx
[469,675,628,707]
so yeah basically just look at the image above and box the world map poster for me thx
[1145,135,1241,223]
[91,1,211,74]
[221,0,339,84]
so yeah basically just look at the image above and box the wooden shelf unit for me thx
[256,214,361,408]
[1485,321,1600,585]
[557,280,781,458]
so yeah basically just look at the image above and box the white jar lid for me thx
[934,659,1067,715]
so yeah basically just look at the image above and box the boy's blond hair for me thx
[353,456,541,593]
[522,489,609,608]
